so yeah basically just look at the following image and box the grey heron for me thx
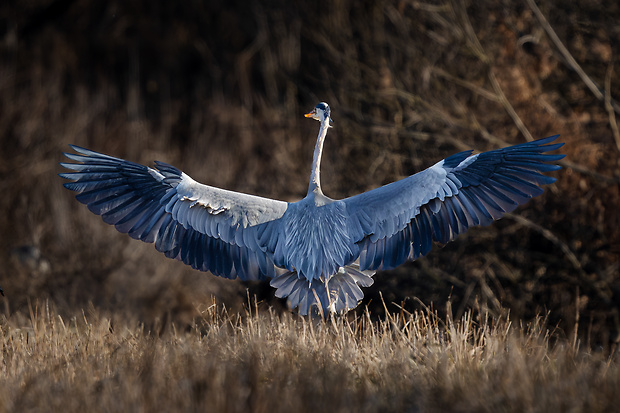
[60,102,564,315]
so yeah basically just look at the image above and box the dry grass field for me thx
[1,0,620,410]
[1,302,618,412]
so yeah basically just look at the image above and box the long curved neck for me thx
[307,118,330,195]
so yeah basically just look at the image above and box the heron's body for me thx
[61,102,565,315]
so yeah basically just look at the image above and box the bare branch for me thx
[604,63,620,152]
[431,67,500,102]
[526,0,620,114]
[450,0,534,141]
[487,70,535,142]
[506,213,584,276]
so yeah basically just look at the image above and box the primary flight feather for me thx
[60,102,565,315]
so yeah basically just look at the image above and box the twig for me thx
[506,213,584,276]
[450,0,534,141]
[468,110,620,184]
[558,158,620,185]
[604,63,620,152]
[573,286,580,352]
[526,0,620,114]
[431,67,500,102]
[487,70,535,141]
[509,213,619,334]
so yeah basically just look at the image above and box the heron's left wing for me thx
[60,145,288,281]
[342,135,564,271]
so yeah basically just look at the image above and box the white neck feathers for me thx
[307,118,330,195]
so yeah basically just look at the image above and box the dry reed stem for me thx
[604,64,620,152]
[526,0,620,115]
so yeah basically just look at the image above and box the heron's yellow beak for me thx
[304,110,315,118]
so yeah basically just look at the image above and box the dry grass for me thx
[0,302,618,413]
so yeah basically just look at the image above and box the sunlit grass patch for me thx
[0,302,617,412]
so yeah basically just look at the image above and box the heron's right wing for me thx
[343,136,564,271]
[60,145,288,281]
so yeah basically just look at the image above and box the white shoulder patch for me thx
[455,153,478,170]
[148,167,165,181]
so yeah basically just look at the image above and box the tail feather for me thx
[270,264,375,316]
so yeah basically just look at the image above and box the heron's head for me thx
[305,102,333,126]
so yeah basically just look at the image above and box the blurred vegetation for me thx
[0,0,619,351]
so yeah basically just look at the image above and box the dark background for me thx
[1,0,619,346]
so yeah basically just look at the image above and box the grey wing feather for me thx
[60,145,288,281]
[343,135,565,271]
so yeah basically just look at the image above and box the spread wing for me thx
[60,145,288,280]
[343,135,565,271]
